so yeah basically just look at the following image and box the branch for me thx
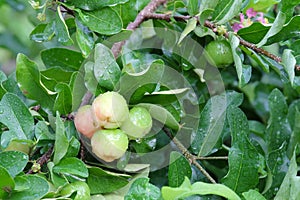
[146,13,300,71]
[111,0,168,58]
[27,146,54,174]
[163,127,217,183]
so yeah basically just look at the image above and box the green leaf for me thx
[282,49,296,86]
[281,0,300,21]
[257,11,286,47]
[53,157,89,178]
[124,177,162,200]
[274,152,298,199]
[29,23,55,42]
[137,103,180,130]
[65,137,80,158]
[266,16,300,45]
[187,0,199,16]
[41,48,84,71]
[162,177,241,200]
[16,54,55,113]
[84,61,103,95]
[55,6,73,46]
[87,167,129,194]
[238,22,269,44]
[178,18,197,44]
[65,0,129,10]
[0,93,34,140]
[191,91,243,156]
[77,7,122,35]
[194,26,216,39]
[199,0,218,24]
[266,89,291,152]
[0,166,14,199]
[287,100,300,157]
[9,175,49,200]
[53,112,69,164]
[40,67,74,92]
[53,83,72,115]
[212,0,242,24]
[93,43,121,90]
[168,151,192,187]
[229,33,252,87]
[47,162,68,188]
[34,121,55,141]
[75,18,94,57]
[240,46,269,72]
[242,189,266,200]
[222,107,260,194]
[60,181,90,200]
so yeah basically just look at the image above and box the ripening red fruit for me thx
[92,91,129,129]
[91,129,128,162]
[74,105,100,138]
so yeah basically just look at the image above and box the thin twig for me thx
[163,127,217,183]
[27,146,54,174]
[111,0,168,58]
[145,13,300,70]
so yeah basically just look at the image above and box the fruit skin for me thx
[91,129,128,162]
[205,40,234,68]
[121,107,152,139]
[92,91,129,129]
[74,105,100,138]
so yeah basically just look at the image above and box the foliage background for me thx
[0,0,300,199]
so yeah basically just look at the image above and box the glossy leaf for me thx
[212,0,242,24]
[53,112,69,164]
[222,107,260,194]
[66,0,129,10]
[229,33,252,87]
[93,43,121,90]
[191,91,243,156]
[47,162,68,188]
[60,181,90,200]
[137,103,180,130]
[168,151,192,187]
[178,18,197,44]
[75,18,94,57]
[41,48,84,71]
[282,49,296,86]
[34,121,55,141]
[78,7,122,35]
[84,61,103,95]
[16,54,55,113]
[187,0,199,16]
[0,93,34,140]
[266,89,291,152]
[53,157,89,178]
[274,152,298,200]
[0,166,14,199]
[281,0,300,21]
[266,16,300,45]
[238,22,269,44]
[53,83,72,115]
[9,175,49,200]
[162,177,241,200]
[257,11,286,47]
[87,167,129,194]
[124,177,162,200]
[55,6,73,46]
[242,189,266,200]
[29,23,55,42]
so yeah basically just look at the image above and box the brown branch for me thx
[163,128,217,183]
[27,146,54,174]
[111,0,168,58]
[145,14,300,70]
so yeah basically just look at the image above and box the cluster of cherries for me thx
[74,92,152,162]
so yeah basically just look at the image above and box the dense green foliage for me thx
[0,0,300,199]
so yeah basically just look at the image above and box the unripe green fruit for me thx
[121,107,152,139]
[74,105,100,138]
[91,129,128,162]
[205,40,234,68]
[92,91,129,129]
